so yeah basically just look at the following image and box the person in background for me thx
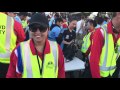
[103,16,109,25]
[48,17,63,42]
[90,12,120,78]
[49,13,60,28]
[76,16,85,48]
[62,18,77,59]
[62,18,68,29]
[18,12,28,30]
[81,19,97,78]
[0,12,25,78]
[95,17,104,29]
[7,12,22,24]
[76,16,85,37]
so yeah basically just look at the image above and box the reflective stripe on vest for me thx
[49,40,58,75]
[100,66,116,71]
[100,25,109,70]
[22,41,33,78]
[100,24,120,77]
[100,25,116,71]
[21,40,58,78]
[0,14,16,63]
[0,52,11,59]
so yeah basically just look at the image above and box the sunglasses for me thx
[29,24,48,33]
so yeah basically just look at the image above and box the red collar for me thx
[30,39,50,55]
[107,21,113,34]
[107,21,120,38]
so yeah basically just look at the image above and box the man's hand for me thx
[69,40,74,44]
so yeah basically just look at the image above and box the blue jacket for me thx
[48,26,61,41]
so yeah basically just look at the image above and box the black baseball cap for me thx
[29,13,49,27]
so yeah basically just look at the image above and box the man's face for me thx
[114,12,120,30]
[69,20,77,30]
[29,25,48,43]
[57,21,63,27]
[21,15,27,20]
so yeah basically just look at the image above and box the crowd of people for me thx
[0,12,120,78]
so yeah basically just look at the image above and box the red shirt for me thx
[62,23,68,28]
[89,21,120,78]
[6,39,65,78]
[85,29,96,56]
[14,20,26,45]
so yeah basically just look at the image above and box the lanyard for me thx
[33,39,45,76]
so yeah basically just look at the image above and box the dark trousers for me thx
[101,76,113,78]
[0,63,9,78]
[82,53,92,78]
[82,62,92,78]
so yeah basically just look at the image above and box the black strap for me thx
[32,39,45,76]
[112,56,120,78]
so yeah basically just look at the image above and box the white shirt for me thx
[76,19,85,34]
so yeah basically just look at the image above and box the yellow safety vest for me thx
[99,24,120,77]
[0,13,17,64]
[20,40,59,78]
[22,20,28,29]
[81,32,92,53]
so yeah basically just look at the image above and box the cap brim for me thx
[29,22,42,25]
[29,22,43,28]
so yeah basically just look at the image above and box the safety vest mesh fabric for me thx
[20,40,58,78]
[0,13,17,64]
[81,32,91,53]
[99,24,120,77]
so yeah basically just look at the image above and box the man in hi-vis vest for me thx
[90,12,120,78]
[0,12,25,78]
[6,13,65,78]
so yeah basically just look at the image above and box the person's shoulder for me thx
[94,28,103,37]
[95,27,101,33]
[14,15,19,19]
[14,19,22,27]
[11,43,21,54]
[23,40,31,44]
[51,26,59,31]
[77,20,81,23]
[54,26,61,29]
[17,40,30,46]
[14,16,22,24]
[81,19,85,23]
